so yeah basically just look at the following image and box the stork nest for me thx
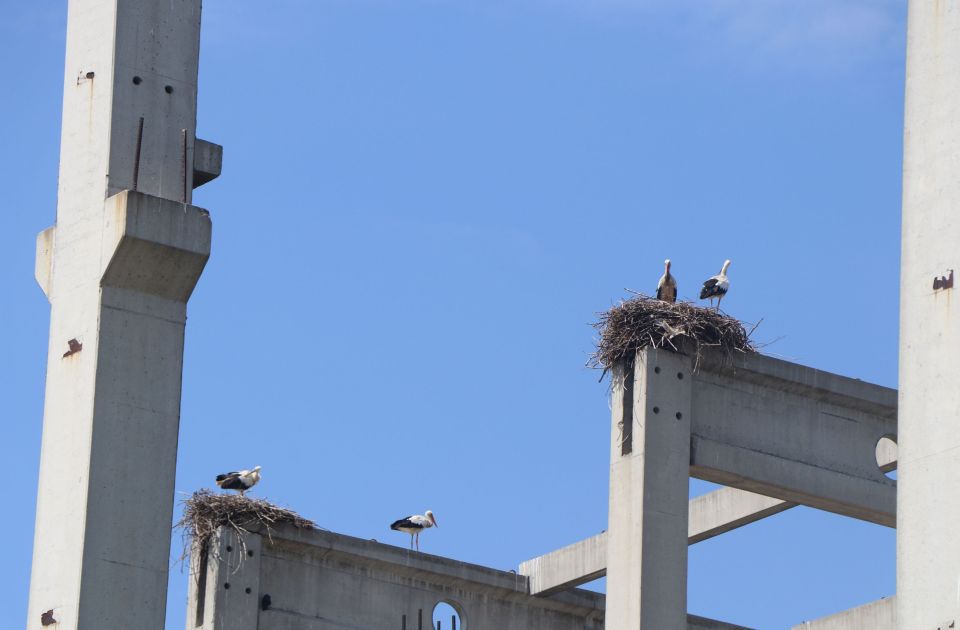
[589,294,758,375]
[176,489,315,569]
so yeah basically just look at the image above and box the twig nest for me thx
[589,295,757,374]
[176,489,314,566]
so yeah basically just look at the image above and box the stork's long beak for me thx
[432,515,439,527]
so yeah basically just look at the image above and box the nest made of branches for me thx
[176,489,315,568]
[589,294,758,375]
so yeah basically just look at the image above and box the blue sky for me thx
[2,1,906,627]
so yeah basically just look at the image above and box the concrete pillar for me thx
[898,2,960,627]
[606,348,692,628]
[27,1,211,629]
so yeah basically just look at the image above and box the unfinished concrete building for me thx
[25,1,960,629]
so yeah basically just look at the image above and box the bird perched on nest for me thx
[656,259,677,303]
[215,466,262,496]
[700,260,731,310]
[390,510,438,551]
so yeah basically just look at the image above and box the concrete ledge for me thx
[193,138,222,188]
[791,596,895,629]
[100,190,212,301]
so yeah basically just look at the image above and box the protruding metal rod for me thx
[132,117,144,191]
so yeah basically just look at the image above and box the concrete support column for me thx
[899,2,960,628]
[606,348,692,629]
[27,1,212,628]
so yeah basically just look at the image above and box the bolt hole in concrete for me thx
[85,71,95,79]
[654,366,661,374]
[247,549,254,557]
[132,75,142,84]
[677,372,684,379]
[224,582,230,590]
[226,545,232,552]
[165,84,173,94]
[432,601,463,630]
[245,587,252,594]
[653,406,660,414]
[875,434,898,480]
[675,412,683,420]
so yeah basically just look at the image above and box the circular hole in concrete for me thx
[226,545,233,552]
[652,406,660,414]
[224,582,231,590]
[164,85,173,94]
[247,549,254,557]
[654,366,661,374]
[677,372,684,380]
[85,71,95,79]
[875,434,898,481]
[132,76,142,85]
[675,412,683,420]
[245,587,252,594]
[433,600,464,630]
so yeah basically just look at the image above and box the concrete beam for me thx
[689,351,897,527]
[519,533,607,596]
[791,596,894,629]
[192,138,222,188]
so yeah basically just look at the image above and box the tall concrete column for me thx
[27,1,213,628]
[606,348,692,628]
[898,2,960,628]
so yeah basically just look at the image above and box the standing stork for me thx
[699,260,731,311]
[215,466,262,496]
[390,510,438,551]
[656,259,677,303]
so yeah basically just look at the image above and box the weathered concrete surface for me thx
[606,350,692,628]
[520,533,607,596]
[690,352,897,526]
[898,1,960,627]
[790,596,894,629]
[188,524,752,630]
[27,1,213,628]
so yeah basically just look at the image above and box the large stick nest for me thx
[176,489,315,566]
[589,294,758,375]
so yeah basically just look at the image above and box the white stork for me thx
[215,466,262,496]
[656,259,677,303]
[390,510,438,551]
[699,260,731,310]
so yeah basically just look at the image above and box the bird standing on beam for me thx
[656,259,677,303]
[699,260,731,311]
[215,466,262,496]
[390,510,438,551]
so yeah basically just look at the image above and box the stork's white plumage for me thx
[656,259,677,303]
[390,510,438,551]
[699,260,731,310]
[215,466,262,496]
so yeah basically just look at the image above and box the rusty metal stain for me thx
[63,338,82,358]
[933,269,954,291]
[40,609,56,626]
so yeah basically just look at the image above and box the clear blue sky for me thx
[2,1,906,628]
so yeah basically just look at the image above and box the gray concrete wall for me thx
[898,1,960,627]
[187,524,753,630]
[791,597,894,630]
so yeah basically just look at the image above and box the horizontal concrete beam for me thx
[689,352,897,527]
[791,596,895,629]
[519,534,607,596]
[192,138,222,188]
